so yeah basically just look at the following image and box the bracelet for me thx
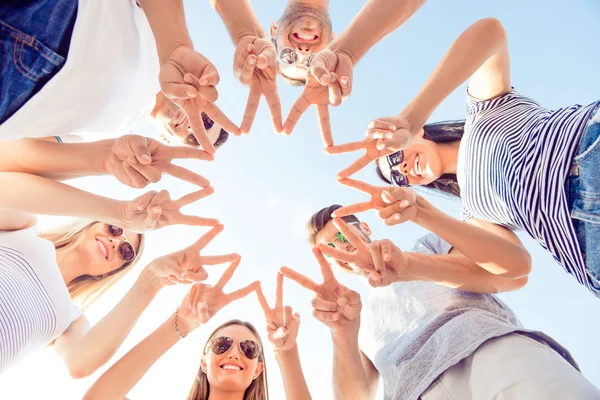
[174,307,187,339]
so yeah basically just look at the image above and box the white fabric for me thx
[0,0,159,140]
[420,333,600,400]
[0,225,80,373]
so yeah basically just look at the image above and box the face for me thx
[202,325,264,394]
[314,220,371,274]
[378,132,444,186]
[149,92,223,148]
[77,222,141,277]
[270,4,334,82]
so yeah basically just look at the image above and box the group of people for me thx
[0,0,599,399]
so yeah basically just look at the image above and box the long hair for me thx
[187,320,269,400]
[375,120,465,197]
[40,220,145,311]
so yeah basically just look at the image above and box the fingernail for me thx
[200,78,208,85]
[370,273,380,282]
[186,89,196,96]
[341,77,348,85]
[385,132,393,139]
[198,301,206,309]
[399,200,409,208]
[180,272,186,279]
[137,204,144,211]
[153,207,161,214]
[384,254,391,262]
[141,154,151,162]
[336,307,345,313]
[293,313,300,320]
[249,57,256,65]
[389,125,396,131]
[393,214,401,221]
[247,44,253,52]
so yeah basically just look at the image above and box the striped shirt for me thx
[457,89,600,292]
[0,225,79,373]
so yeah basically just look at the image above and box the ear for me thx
[253,361,264,380]
[201,358,208,375]
[270,21,278,38]
[359,222,372,237]
[331,31,336,41]
[417,128,425,138]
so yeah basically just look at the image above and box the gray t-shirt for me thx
[358,234,577,400]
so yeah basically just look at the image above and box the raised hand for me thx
[159,46,240,154]
[103,135,214,189]
[309,48,353,102]
[317,217,376,272]
[332,178,418,225]
[120,189,218,232]
[143,224,239,289]
[234,36,282,134]
[182,257,260,328]
[255,272,300,352]
[366,239,411,287]
[280,248,361,333]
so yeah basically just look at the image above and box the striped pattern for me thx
[0,245,57,373]
[458,90,599,290]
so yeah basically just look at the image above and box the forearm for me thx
[210,0,265,44]
[403,18,508,127]
[331,327,371,400]
[0,172,123,224]
[138,0,193,62]
[329,0,425,64]
[83,312,184,400]
[274,346,311,400]
[63,271,161,378]
[0,138,110,180]
[414,199,531,278]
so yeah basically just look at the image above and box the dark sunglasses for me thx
[201,112,214,131]
[104,224,136,262]
[387,151,410,187]
[324,222,360,258]
[271,38,314,69]
[206,336,261,360]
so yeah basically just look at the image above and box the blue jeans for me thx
[0,0,78,125]
[568,103,600,297]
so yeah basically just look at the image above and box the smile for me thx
[293,32,319,43]
[175,114,188,128]
[95,239,109,260]
[220,363,244,371]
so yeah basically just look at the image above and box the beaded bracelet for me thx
[174,307,187,339]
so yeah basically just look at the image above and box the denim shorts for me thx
[0,0,78,125]
[568,103,600,297]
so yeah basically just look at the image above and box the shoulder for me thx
[410,234,452,256]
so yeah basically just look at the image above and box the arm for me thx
[329,0,425,64]
[0,207,36,232]
[274,346,312,400]
[210,0,265,44]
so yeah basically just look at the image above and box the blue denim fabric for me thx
[568,104,600,296]
[0,0,77,125]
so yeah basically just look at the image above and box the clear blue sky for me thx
[0,1,598,399]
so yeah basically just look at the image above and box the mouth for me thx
[413,154,423,179]
[219,363,244,371]
[292,31,319,44]
[95,238,109,261]
[175,113,188,128]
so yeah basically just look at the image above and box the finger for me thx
[312,247,335,281]
[128,164,162,184]
[380,239,393,263]
[377,202,405,220]
[198,253,240,265]
[234,44,254,78]
[311,297,339,312]
[340,75,352,101]
[323,141,365,155]
[255,284,272,314]
[191,224,225,250]
[176,187,215,207]
[192,284,208,313]
[227,280,260,302]
[240,54,257,85]
[279,266,320,293]
[141,204,162,230]
[382,187,417,205]
[313,310,339,322]
[275,271,283,310]
[161,83,198,100]
[272,326,288,340]
[182,268,208,282]
[317,242,356,263]
[366,128,395,140]
[331,202,373,217]
[215,257,241,289]
[336,177,376,194]
[332,218,366,249]
[283,305,293,329]
[383,213,410,226]
[123,161,150,188]
[187,283,198,310]
[368,118,398,131]
[336,155,372,180]
[264,88,283,134]
[241,89,260,135]
[169,145,214,162]
[128,136,152,164]
[369,241,385,276]
[134,191,158,211]
[282,95,310,135]
[198,67,220,87]
[184,103,215,154]
[196,85,219,104]
[176,214,219,227]
[316,105,333,148]
[166,164,211,188]
[328,78,342,107]
[310,57,331,85]
[203,102,241,136]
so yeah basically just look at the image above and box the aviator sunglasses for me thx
[271,38,314,69]
[324,221,361,258]
[386,151,410,187]
[205,336,261,360]
[103,224,136,262]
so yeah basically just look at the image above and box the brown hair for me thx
[187,320,269,400]
[41,220,144,311]
[306,204,360,246]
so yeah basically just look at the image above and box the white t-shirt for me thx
[0,225,80,373]
[0,0,160,140]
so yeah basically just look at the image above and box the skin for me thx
[313,221,372,274]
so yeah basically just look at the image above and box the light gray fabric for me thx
[358,234,576,400]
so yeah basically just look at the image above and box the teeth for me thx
[97,240,108,259]
[296,33,316,40]
[222,365,241,371]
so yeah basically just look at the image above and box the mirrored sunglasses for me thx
[271,38,314,69]
[104,224,136,262]
[207,336,261,360]
[387,151,410,187]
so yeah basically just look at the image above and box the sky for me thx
[1,0,599,399]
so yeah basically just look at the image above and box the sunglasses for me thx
[324,222,360,258]
[271,38,314,69]
[386,151,410,187]
[104,224,136,262]
[206,336,261,360]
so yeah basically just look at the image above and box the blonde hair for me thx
[187,320,269,400]
[40,220,145,311]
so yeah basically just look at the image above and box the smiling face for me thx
[201,324,264,395]
[313,220,372,274]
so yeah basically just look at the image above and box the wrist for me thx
[274,343,298,358]
[174,308,197,338]
[328,41,357,66]
[401,103,430,133]
[330,321,360,343]
[412,195,433,226]
[136,266,163,296]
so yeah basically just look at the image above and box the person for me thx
[280,204,600,399]
[83,261,311,400]
[327,18,600,297]
[0,0,239,154]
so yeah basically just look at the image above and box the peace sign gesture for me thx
[317,218,376,272]
[120,188,218,232]
[255,272,300,352]
[143,224,238,290]
[280,248,361,334]
[325,138,395,180]
[332,178,418,225]
[182,257,260,328]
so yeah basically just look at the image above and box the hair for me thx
[213,128,230,150]
[306,204,360,246]
[375,120,465,198]
[187,320,269,400]
[40,220,145,311]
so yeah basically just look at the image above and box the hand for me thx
[366,239,411,287]
[103,135,214,189]
[234,36,282,134]
[120,189,218,232]
[143,224,238,289]
[181,257,260,329]
[332,178,418,225]
[309,48,353,102]
[280,248,362,334]
[317,217,376,271]
[255,272,300,352]
[159,46,240,154]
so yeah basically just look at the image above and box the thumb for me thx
[129,136,152,165]
[310,56,331,85]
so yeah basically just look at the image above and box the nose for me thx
[227,345,242,360]
[107,236,125,249]
[296,46,312,56]
[400,161,410,176]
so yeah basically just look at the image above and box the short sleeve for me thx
[410,234,452,256]
[461,203,474,223]
[465,87,518,115]
[55,134,84,143]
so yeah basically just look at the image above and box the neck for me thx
[207,388,246,400]
[438,140,461,175]
[288,0,329,10]
[55,244,84,285]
